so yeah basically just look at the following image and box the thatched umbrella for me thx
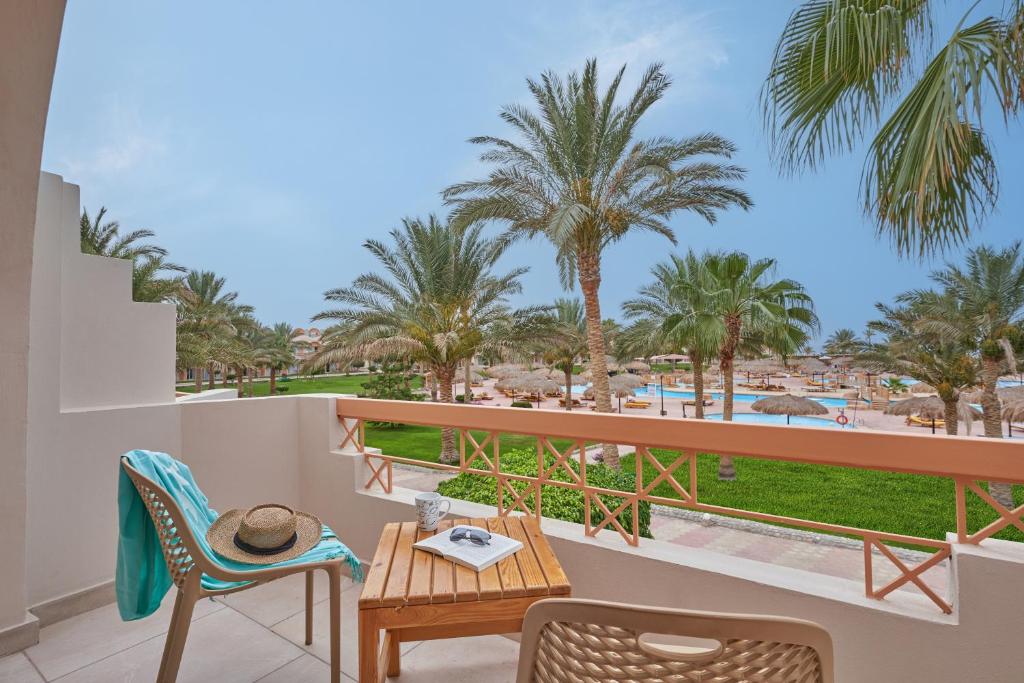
[886,396,982,434]
[1002,399,1024,437]
[908,382,936,394]
[624,360,651,373]
[486,363,526,379]
[508,374,559,407]
[751,394,828,425]
[799,358,828,376]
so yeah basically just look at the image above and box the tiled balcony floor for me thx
[2,573,519,682]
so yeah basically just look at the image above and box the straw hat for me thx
[206,504,321,564]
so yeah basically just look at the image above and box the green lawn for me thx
[177,374,417,397]
[619,450,1024,546]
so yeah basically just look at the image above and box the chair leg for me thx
[157,588,197,683]
[329,565,342,683]
[305,570,314,645]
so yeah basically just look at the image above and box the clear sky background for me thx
[43,1,1023,346]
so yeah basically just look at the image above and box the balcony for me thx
[5,20,1024,681]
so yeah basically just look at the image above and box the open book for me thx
[413,525,523,572]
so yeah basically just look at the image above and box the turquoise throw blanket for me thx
[116,449,362,621]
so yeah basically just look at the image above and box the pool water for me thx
[633,386,856,409]
[704,413,854,429]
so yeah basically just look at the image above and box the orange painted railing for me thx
[336,398,1024,614]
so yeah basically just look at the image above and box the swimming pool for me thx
[704,413,854,429]
[633,386,856,409]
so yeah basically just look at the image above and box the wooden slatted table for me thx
[358,516,571,682]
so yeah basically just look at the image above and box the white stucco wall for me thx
[25,174,181,607]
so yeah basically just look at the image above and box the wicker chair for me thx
[516,599,833,683]
[121,458,347,683]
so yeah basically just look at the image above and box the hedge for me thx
[436,447,651,538]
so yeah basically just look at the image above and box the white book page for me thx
[413,525,523,571]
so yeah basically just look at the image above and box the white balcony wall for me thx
[25,174,181,618]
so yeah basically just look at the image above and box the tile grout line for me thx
[42,598,226,682]
[19,651,47,683]
[251,651,308,683]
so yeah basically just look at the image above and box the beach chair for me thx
[907,415,944,428]
[516,599,833,683]
[121,455,352,683]
[623,400,651,409]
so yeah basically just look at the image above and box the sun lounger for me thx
[907,415,944,428]
[623,401,651,409]
[681,395,714,407]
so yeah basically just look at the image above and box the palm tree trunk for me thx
[942,397,959,436]
[208,363,216,390]
[579,253,619,469]
[194,368,203,392]
[437,365,458,464]
[269,367,277,396]
[463,361,473,403]
[429,372,438,402]
[235,365,245,399]
[980,356,1013,506]
[691,349,705,420]
[564,367,573,411]
[247,369,254,398]
[717,319,741,481]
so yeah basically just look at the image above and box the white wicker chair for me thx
[122,458,347,683]
[517,598,833,683]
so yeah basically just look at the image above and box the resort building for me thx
[3,4,1024,682]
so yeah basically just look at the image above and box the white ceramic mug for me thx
[415,492,451,531]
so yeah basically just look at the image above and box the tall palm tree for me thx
[823,328,863,356]
[259,323,299,395]
[861,295,978,435]
[763,1,1024,256]
[541,299,590,411]
[444,59,752,469]
[684,252,818,480]
[176,270,251,391]
[915,243,1024,505]
[306,216,527,463]
[621,252,723,419]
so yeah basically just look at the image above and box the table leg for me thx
[358,609,380,683]
[385,630,400,677]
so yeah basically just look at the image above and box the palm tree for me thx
[131,255,185,303]
[444,59,752,469]
[176,270,251,391]
[306,216,527,463]
[684,252,818,480]
[621,252,723,419]
[541,299,590,411]
[763,1,1024,256]
[861,295,978,435]
[259,323,299,395]
[80,207,167,260]
[823,328,863,356]
[915,243,1024,505]
[80,207,184,303]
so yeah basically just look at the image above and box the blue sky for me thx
[43,1,1023,345]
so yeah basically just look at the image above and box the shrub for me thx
[350,359,366,368]
[510,400,533,408]
[437,448,651,538]
[455,394,465,403]
[276,386,289,393]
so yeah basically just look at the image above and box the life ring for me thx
[836,414,849,426]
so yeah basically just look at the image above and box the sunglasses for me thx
[450,527,491,546]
